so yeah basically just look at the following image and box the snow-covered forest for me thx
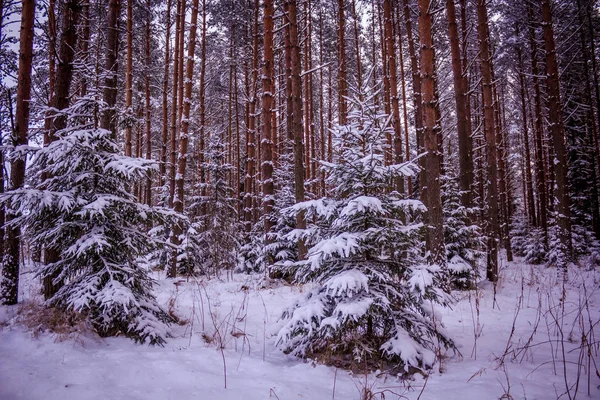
[0,0,599,398]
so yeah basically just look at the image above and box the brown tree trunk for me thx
[541,0,572,261]
[351,0,362,91]
[284,0,307,259]
[244,0,260,232]
[144,0,152,206]
[516,33,537,227]
[446,0,473,209]
[44,0,56,146]
[168,0,182,209]
[100,0,121,138]
[384,0,405,194]
[528,3,549,242]
[337,0,347,125]
[401,0,423,191]
[396,3,412,195]
[160,0,172,190]
[169,0,200,277]
[417,0,445,266]
[43,0,82,300]
[262,0,275,236]
[198,0,207,215]
[476,0,500,282]
[1,0,35,305]
[125,0,133,157]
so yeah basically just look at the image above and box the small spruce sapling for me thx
[1,102,178,344]
[275,85,455,372]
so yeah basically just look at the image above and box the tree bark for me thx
[43,0,81,300]
[446,0,473,209]
[160,0,172,190]
[125,0,133,157]
[2,0,35,305]
[284,0,307,259]
[384,0,405,194]
[417,0,445,267]
[262,0,275,236]
[476,0,500,282]
[337,0,347,125]
[100,0,121,138]
[169,0,200,277]
[541,0,572,262]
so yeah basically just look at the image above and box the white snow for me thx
[1,258,599,400]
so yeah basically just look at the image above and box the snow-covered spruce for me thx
[275,88,455,372]
[191,134,242,276]
[240,150,298,276]
[1,127,178,345]
[441,172,483,289]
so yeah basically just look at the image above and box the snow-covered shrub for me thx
[441,172,482,289]
[275,87,454,372]
[1,125,177,345]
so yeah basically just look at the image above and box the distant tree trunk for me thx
[516,32,537,227]
[100,0,121,138]
[144,0,152,206]
[197,0,207,215]
[446,0,473,209]
[160,0,172,190]
[337,0,347,125]
[417,0,445,267]
[541,0,572,262]
[262,0,275,236]
[351,0,362,91]
[401,0,423,192]
[528,3,548,242]
[168,0,182,210]
[384,0,404,194]
[476,0,500,282]
[125,0,133,157]
[284,0,307,259]
[244,0,260,232]
[43,0,82,300]
[169,0,200,277]
[1,0,35,305]
[577,0,600,238]
[79,1,90,98]
[44,0,56,146]
[395,3,412,195]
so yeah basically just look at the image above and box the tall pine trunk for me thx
[1,0,35,305]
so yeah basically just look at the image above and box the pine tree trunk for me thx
[476,0,500,282]
[144,0,152,206]
[446,0,473,209]
[43,0,82,300]
[198,0,207,215]
[337,0,347,125]
[351,0,362,91]
[244,0,259,232]
[401,0,423,192]
[528,3,549,242]
[160,0,172,190]
[168,0,182,210]
[1,0,35,305]
[262,0,275,236]
[384,0,404,194]
[100,0,121,138]
[396,4,412,195]
[541,0,572,262]
[125,0,133,157]
[516,34,537,227]
[169,0,200,277]
[284,0,307,259]
[417,0,445,267]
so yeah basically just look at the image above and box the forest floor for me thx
[1,257,599,400]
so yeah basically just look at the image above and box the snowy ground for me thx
[1,258,599,400]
